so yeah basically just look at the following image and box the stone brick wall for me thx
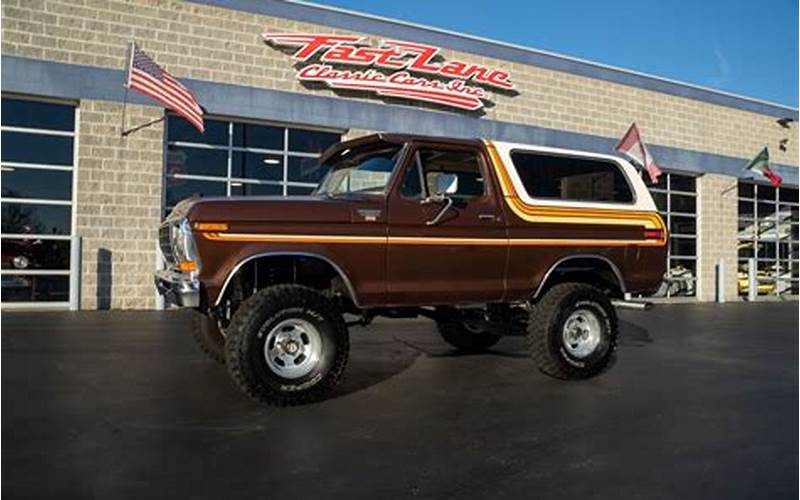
[696,173,739,301]
[1,0,797,167]
[76,100,164,309]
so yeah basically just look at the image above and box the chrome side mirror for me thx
[423,173,458,226]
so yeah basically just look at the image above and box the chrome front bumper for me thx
[154,269,200,308]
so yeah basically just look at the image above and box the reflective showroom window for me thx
[1,96,76,305]
[737,181,799,296]
[164,115,341,215]
[643,171,698,298]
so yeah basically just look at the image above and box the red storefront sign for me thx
[262,33,515,111]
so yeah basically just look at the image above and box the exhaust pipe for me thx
[611,300,653,311]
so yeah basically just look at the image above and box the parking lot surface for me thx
[2,302,798,500]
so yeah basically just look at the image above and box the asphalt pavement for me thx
[2,301,797,499]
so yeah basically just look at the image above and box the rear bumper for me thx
[154,269,200,308]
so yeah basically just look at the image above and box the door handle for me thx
[478,213,498,222]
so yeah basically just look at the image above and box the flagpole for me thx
[120,41,134,138]
[121,116,165,137]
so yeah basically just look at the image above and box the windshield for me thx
[315,144,404,196]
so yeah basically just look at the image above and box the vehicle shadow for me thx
[617,319,654,347]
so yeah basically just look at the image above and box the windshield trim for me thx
[315,143,409,197]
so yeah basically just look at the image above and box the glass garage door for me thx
[737,181,799,297]
[1,96,76,307]
[644,170,698,298]
[163,115,341,216]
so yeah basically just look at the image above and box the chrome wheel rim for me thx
[264,318,323,379]
[561,309,602,358]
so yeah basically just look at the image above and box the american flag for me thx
[126,44,204,132]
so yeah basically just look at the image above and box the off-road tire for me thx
[191,312,226,364]
[225,284,349,406]
[527,282,617,379]
[436,309,501,353]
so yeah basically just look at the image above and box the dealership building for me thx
[1,0,798,310]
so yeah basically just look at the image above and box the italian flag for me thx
[746,147,782,187]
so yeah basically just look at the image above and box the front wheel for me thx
[527,283,617,379]
[191,312,226,364]
[225,285,349,406]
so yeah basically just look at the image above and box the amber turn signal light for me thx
[178,261,198,272]
[193,222,228,231]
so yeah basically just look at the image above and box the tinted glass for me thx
[234,123,283,150]
[418,150,485,199]
[756,202,775,219]
[287,156,328,184]
[670,215,696,235]
[511,152,633,203]
[399,159,423,198]
[165,177,226,207]
[2,203,71,235]
[1,238,70,270]
[1,274,69,302]
[739,200,754,218]
[1,167,72,200]
[671,237,696,256]
[671,194,696,214]
[288,129,340,153]
[230,182,282,196]
[1,132,73,165]
[651,192,667,212]
[779,187,798,203]
[166,146,227,177]
[757,184,776,200]
[231,152,283,181]
[287,185,316,196]
[738,182,755,198]
[669,174,696,193]
[1,98,75,131]
[738,219,756,239]
[168,117,228,145]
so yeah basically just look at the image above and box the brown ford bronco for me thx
[155,134,667,406]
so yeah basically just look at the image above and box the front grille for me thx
[159,223,176,265]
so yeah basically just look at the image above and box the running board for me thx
[611,300,653,310]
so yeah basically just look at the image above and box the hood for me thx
[178,195,384,224]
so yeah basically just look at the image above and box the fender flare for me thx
[213,251,362,308]
[531,254,627,300]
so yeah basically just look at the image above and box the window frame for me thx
[1,94,78,308]
[397,143,494,204]
[737,179,799,297]
[163,114,343,214]
[508,148,638,206]
[641,169,698,298]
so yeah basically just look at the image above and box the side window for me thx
[417,149,485,201]
[510,151,633,203]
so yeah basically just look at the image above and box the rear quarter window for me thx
[510,151,634,203]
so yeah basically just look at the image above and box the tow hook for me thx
[611,300,653,310]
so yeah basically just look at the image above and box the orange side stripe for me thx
[202,232,664,246]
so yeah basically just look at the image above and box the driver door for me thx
[386,143,507,305]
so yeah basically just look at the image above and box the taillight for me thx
[644,229,665,240]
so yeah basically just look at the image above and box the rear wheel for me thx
[225,284,349,406]
[527,283,617,379]
[436,308,501,353]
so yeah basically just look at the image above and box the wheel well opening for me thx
[535,257,625,300]
[216,255,357,315]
